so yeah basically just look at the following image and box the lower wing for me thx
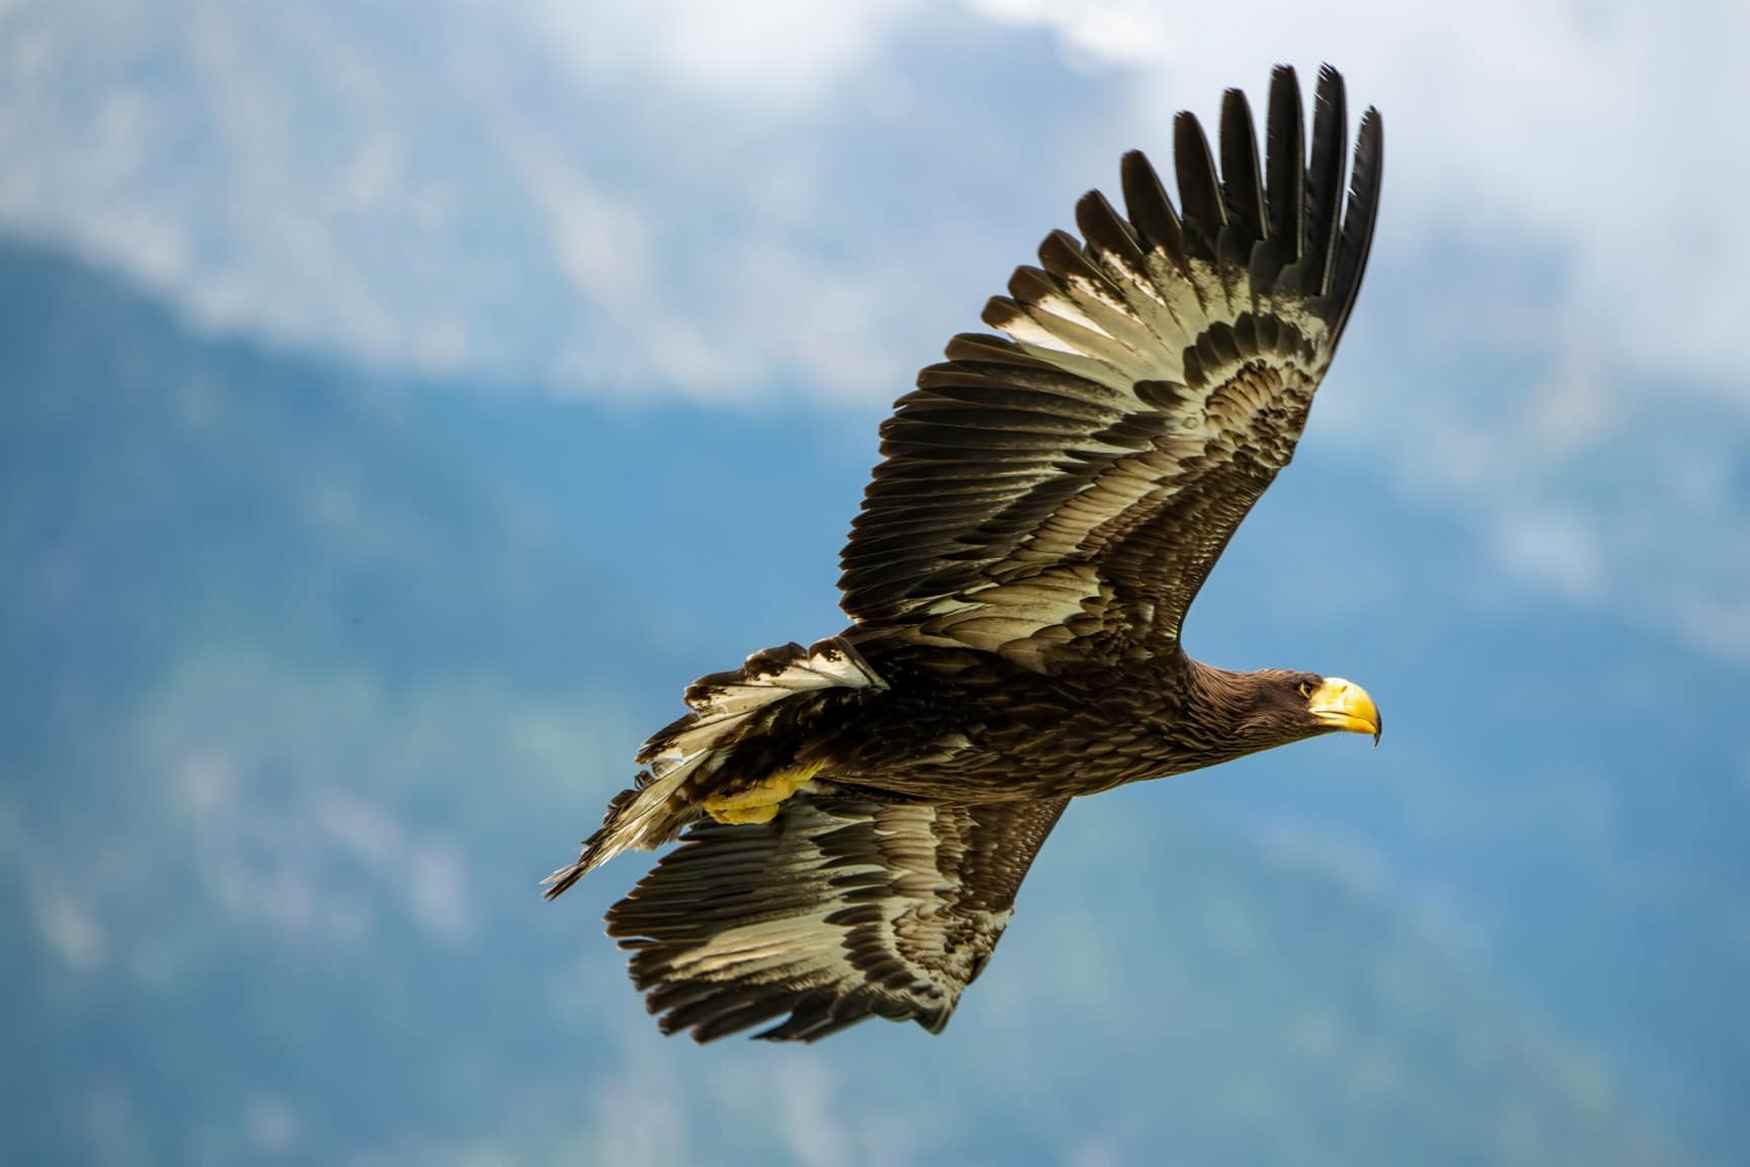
[605,794,1069,1042]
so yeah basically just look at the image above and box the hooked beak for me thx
[1307,677,1382,746]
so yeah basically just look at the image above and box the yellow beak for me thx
[1307,677,1382,746]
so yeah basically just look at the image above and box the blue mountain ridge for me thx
[4,236,1740,1164]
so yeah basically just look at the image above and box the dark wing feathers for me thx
[1292,64,1349,300]
[1264,66,1306,256]
[1173,111,1227,249]
[837,65,1381,667]
[1332,108,1384,346]
[1219,89,1267,244]
[1117,151,1189,276]
[605,796,1069,1042]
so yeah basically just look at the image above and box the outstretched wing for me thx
[605,795,1069,1042]
[838,66,1382,671]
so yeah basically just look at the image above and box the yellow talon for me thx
[702,759,826,825]
[709,803,783,825]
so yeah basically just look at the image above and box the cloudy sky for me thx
[7,0,1748,663]
[6,2,1750,1163]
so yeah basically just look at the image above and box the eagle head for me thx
[1236,670,1382,748]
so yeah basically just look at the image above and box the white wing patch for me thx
[917,564,1111,670]
[652,638,885,764]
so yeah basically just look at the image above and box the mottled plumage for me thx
[546,65,1385,1043]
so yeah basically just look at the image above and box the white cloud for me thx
[508,139,657,308]
[244,1093,302,1156]
[31,885,108,971]
[1066,1137,1126,1167]
[975,1,1750,397]
[529,0,920,105]
[1492,509,1605,601]
[314,790,475,943]
[83,1085,150,1167]
[771,1062,853,1167]
[970,0,1747,661]
[495,107,916,402]
[968,0,1176,67]
[3,0,1748,659]
[7,0,1747,408]
[0,0,932,402]
[578,1035,691,1167]
[1678,598,1750,663]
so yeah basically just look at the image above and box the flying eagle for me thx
[547,65,1384,1043]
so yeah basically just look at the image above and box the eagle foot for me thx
[702,760,827,825]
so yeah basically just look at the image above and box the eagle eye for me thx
[1297,680,1316,699]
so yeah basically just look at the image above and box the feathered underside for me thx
[606,795,1069,1042]
[548,64,1385,1045]
[838,64,1381,672]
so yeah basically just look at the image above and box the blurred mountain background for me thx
[5,2,1749,1164]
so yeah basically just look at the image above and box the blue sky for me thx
[5,2,1750,1163]
[7,0,1748,662]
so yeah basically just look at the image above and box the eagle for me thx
[546,65,1384,1043]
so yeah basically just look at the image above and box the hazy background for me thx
[6,2,1749,1163]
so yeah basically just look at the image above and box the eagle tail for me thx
[542,636,885,899]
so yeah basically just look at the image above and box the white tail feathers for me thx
[642,637,885,768]
[543,637,885,899]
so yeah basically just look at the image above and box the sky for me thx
[5,2,1750,1164]
[7,0,1748,663]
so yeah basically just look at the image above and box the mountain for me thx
[2,237,1736,1164]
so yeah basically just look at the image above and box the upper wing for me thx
[838,66,1382,671]
[605,795,1069,1042]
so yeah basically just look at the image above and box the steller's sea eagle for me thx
[546,64,1384,1043]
